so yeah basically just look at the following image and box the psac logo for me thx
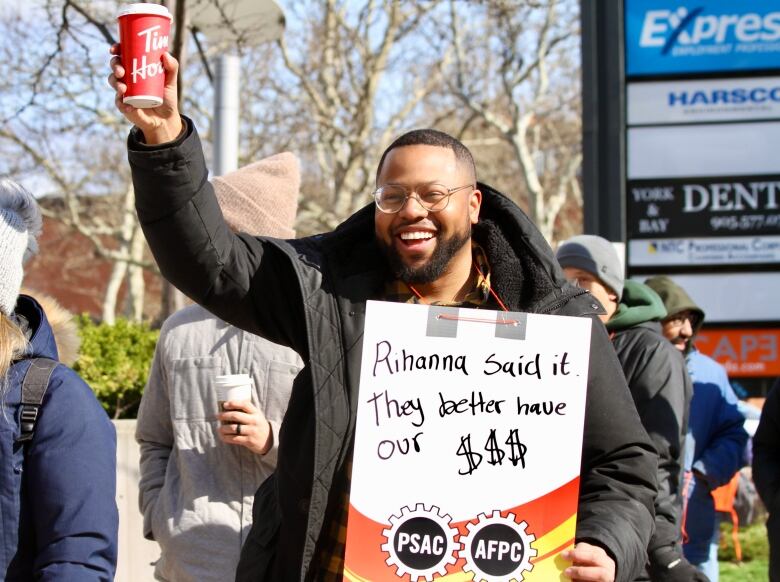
[640,7,780,52]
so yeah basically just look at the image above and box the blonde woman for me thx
[0,179,117,580]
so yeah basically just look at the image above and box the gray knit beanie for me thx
[0,179,42,316]
[556,234,624,299]
[212,152,300,238]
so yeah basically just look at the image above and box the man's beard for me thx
[382,227,471,285]
[672,336,693,353]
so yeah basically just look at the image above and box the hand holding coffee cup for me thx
[215,374,273,455]
[217,400,274,456]
[109,3,182,144]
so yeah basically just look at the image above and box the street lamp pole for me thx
[189,0,286,177]
[214,54,240,176]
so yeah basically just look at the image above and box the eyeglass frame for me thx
[372,182,475,214]
[663,310,700,329]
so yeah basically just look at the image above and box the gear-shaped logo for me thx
[460,510,537,582]
[381,503,460,581]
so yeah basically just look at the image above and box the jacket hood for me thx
[21,288,80,365]
[606,280,667,332]
[644,275,705,336]
[13,294,60,361]
[324,181,582,313]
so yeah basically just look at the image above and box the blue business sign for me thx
[626,0,780,76]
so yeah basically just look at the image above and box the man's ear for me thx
[469,188,482,225]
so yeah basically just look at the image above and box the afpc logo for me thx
[460,511,537,582]
[640,7,780,52]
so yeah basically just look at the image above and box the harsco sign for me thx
[628,78,780,124]
[668,86,780,106]
[626,0,780,76]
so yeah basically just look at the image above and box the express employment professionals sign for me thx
[626,0,780,76]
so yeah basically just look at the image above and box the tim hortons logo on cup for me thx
[131,25,169,84]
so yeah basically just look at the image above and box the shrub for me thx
[73,316,159,419]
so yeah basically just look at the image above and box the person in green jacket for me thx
[557,236,702,582]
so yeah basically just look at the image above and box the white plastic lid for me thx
[118,3,172,19]
[215,375,253,401]
[214,374,253,387]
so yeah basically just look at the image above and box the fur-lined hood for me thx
[20,288,81,366]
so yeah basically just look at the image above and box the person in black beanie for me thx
[558,236,704,582]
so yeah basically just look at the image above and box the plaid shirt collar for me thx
[383,242,492,307]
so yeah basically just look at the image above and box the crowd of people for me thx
[0,45,777,582]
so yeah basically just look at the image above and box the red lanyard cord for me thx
[406,263,509,312]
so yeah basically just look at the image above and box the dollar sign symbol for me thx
[456,434,483,475]
[506,429,527,468]
[485,429,505,466]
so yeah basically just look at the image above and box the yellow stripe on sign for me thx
[524,553,573,581]
[532,513,577,560]
[435,572,473,581]
[522,513,577,581]
[342,566,372,582]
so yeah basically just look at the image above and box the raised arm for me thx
[110,48,308,355]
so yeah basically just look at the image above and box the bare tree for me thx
[1,0,584,327]
[0,0,152,322]
[0,0,196,322]
[240,0,450,234]
[442,0,582,243]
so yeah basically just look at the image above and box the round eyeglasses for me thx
[372,183,474,214]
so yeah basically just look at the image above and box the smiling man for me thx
[373,133,481,305]
[111,51,658,582]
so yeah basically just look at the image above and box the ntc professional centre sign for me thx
[626,0,780,76]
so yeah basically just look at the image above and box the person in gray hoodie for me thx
[135,154,304,582]
[558,236,701,582]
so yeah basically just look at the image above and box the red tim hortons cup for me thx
[117,3,172,109]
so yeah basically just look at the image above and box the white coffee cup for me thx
[215,374,253,422]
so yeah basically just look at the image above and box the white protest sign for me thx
[344,301,592,582]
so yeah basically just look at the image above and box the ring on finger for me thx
[234,423,242,436]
